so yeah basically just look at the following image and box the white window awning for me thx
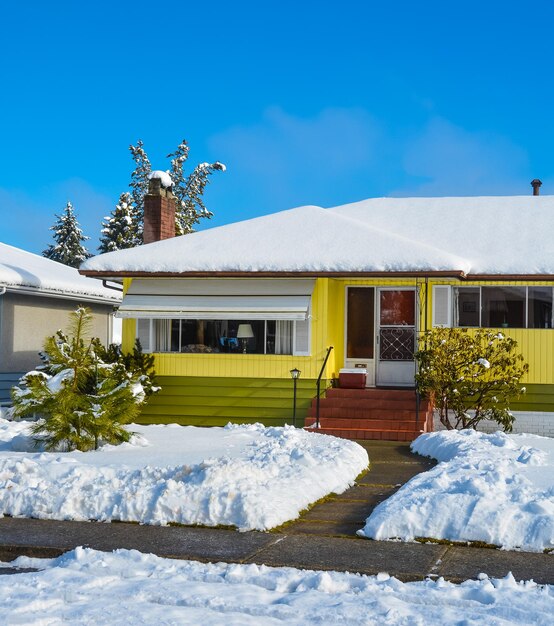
[116,279,314,321]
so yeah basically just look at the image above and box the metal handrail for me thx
[315,346,334,429]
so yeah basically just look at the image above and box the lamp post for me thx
[290,368,301,427]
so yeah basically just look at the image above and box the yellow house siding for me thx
[121,275,554,386]
[427,278,554,385]
[122,277,331,380]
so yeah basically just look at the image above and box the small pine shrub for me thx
[11,307,158,451]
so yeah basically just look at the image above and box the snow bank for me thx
[1,548,552,625]
[0,420,368,531]
[359,430,554,552]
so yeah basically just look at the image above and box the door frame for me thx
[375,286,417,387]
[343,285,376,386]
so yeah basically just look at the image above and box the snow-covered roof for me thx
[0,243,121,303]
[80,195,554,277]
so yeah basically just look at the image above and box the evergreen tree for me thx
[11,307,158,452]
[167,140,226,235]
[104,139,225,251]
[98,192,141,253]
[128,139,152,241]
[43,201,90,267]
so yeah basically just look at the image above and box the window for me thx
[347,287,375,358]
[453,287,480,327]
[452,286,554,329]
[482,287,526,328]
[137,318,310,355]
[528,287,553,329]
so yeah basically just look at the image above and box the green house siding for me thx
[508,384,554,412]
[138,376,318,427]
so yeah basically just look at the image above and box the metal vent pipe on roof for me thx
[531,179,542,195]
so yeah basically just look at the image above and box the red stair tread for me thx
[306,387,434,441]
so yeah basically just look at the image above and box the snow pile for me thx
[1,548,552,625]
[0,420,367,530]
[148,170,173,188]
[359,430,554,552]
[0,242,120,301]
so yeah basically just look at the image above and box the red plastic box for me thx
[339,368,367,389]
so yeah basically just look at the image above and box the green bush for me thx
[415,328,528,431]
[11,307,159,451]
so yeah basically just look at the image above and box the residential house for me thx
[80,177,554,439]
[0,242,122,404]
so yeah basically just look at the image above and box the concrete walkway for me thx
[283,440,436,537]
[0,442,552,584]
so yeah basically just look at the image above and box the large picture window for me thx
[137,318,310,355]
[452,286,553,329]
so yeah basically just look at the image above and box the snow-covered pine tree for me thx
[11,307,158,452]
[167,139,226,235]
[98,192,141,253]
[43,201,90,267]
[128,139,152,239]
[111,139,225,247]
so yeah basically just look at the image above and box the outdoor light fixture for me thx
[290,368,301,427]
[237,324,254,353]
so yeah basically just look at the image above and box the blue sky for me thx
[1,0,554,254]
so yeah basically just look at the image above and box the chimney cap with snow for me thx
[531,179,543,195]
[147,170,174,195]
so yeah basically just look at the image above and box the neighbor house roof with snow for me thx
[80,196,554,279]
[0,242,121,303]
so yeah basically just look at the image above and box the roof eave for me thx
[2,283,121,305]
[80,269,468,279]
[80,269,554,281]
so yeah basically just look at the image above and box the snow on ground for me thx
[359,430,554,552]
[0,420,368,531]
[1,548,552,625]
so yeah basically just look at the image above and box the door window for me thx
[347,287,375,358]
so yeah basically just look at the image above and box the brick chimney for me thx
[143,172,176,244]
[531,179,542,196]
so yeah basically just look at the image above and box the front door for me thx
[345,287,375,386]
[376,288,416,387]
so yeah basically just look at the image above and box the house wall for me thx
[123,278,333,381]
[121,276,554,429]
[0,292,115,374]
[427,278,554,434]
[427,279,554,390]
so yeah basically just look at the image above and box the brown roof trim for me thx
[79,269,467,279]
[80,269,554,282]
[465,274,554,281]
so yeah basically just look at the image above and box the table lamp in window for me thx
[237,324,254,354]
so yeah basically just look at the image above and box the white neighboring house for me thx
[0,242,122,405]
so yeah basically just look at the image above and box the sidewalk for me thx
[0,442,552,584]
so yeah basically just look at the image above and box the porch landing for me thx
[304,388,433,442]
